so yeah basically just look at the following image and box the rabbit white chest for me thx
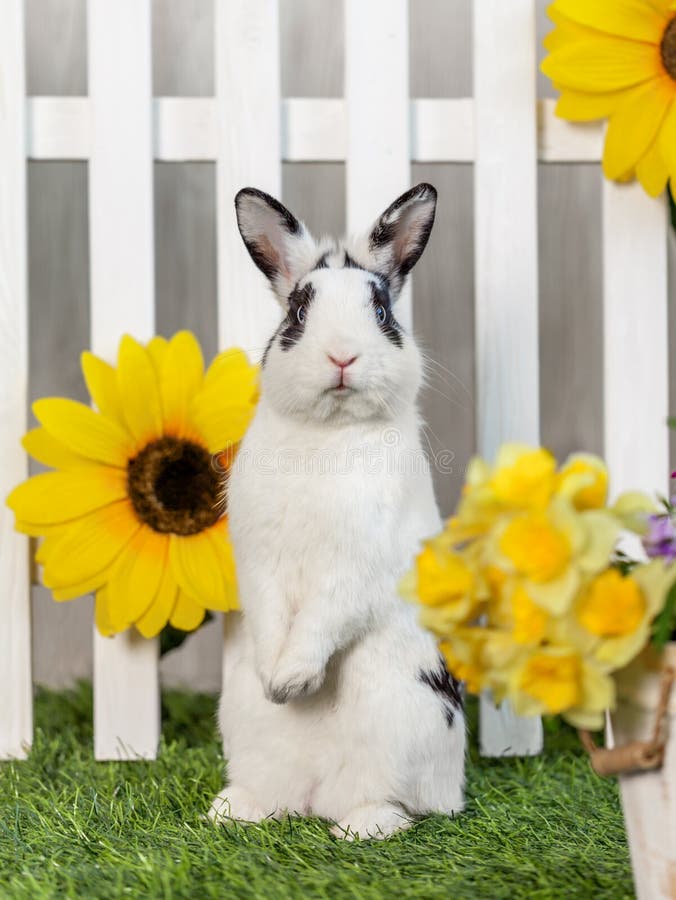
[229,405,437,618]
[210,183,466,840]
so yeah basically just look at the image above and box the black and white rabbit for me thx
[209,184,466,840]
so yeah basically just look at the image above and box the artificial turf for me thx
[0,685,633,899]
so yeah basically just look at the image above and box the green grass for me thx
[0,686,633,900]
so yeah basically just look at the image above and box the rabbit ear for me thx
[235,188,318,304]
[365,183,437,299]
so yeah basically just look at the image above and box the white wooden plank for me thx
[27,97,605,165]
[345,0,412,325]
[0,0,32,760]
[154,98,215,161]
[411,99,474,163]
[538,98,604,163]
[88,0,159,761]
[215,0,282,354]
[603,182,668,497]
[474,0,543,757]
[215,0,282,359]
[611,644,676,900]
[282,99,346,163]
[28,97,90,160]
[214,0,282,698]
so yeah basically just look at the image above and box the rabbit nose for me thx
[328,354,358,370]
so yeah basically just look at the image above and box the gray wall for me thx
[25,0,676,688]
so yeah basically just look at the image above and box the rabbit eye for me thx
[375,304,387,324]
[296,305,306,324]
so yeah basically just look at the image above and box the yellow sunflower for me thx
[6,332,259,638]
[541,0,676,197]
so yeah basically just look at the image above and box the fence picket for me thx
[603,181,669,900]
[345,0,411,325]
[215,0,281,354]
[0,0,32,760]
[88,0,160,760]
[603,183,669,498]
[214,0,282,688]
[474,0,543,757]
[26,97,607,166]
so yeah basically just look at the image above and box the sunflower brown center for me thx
[662,17,676,79]
[127,436,222,535]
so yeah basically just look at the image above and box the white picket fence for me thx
[0,0,668,760]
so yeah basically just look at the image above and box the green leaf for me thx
[612,549,639,575]
[652,578,676,650]
[667,416,676,430]
[160,610,213,657]
[670,183,676,234]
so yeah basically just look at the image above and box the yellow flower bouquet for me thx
[6,331,259,640]
[401,445,675,730]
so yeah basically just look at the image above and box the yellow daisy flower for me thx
[401,441,674,728]
[541,0,676,197]
[492,496,622,615]
[509,645,615,729]
[554,560,673,670]
[448,444,557,542]
[6,332,259,638]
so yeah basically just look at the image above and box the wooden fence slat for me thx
[474,0,543,757]
[214,0,282,689]
[0,0,32,760]
[603,181,669,900]
[27,97,606,165]
[88,0,159,761]
[215,0,281,354]
[603,183,669,497]
[345,0,412,325]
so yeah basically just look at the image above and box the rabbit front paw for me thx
[265,653,326,704]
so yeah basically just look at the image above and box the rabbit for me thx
[208,183,466,841]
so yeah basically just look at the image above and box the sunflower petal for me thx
[81,352,126,427]
[603,79,672,179]
[22,428,91,470]
[41,500,140,589]
[147,335,169,372]
[192,350,259,453]
[35,530,62,566]
[544,6,608,50]
[14,520,61,537]
[555,85,639,120]
[116,335,164,446]
[33,398,134,467]
[636,135,671,196]
[658,102,676,180]
[205,519,240,611]
[169,528,229,610]
[52,571,114,601]
[106,527,169,632]
[160,331,205,437]
[169,592,206,631]
[541,39,661,92]
[7,468,128,525]
[95,589,116,637]
[135,565,178,638]
[553,0,669,43]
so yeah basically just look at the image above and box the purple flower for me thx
[643,513,676,562]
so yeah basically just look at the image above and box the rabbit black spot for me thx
[261,322,284,368]
[279,282,315,351]
[343,251,365,271]
[369,281,402,348]
[418,656,464,728]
